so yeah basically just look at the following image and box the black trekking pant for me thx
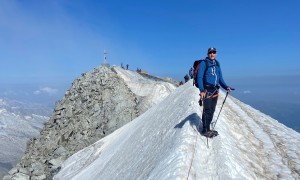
[202,89,218,132]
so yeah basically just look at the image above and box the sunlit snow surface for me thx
[114,67,176,105]
[54,81,300,180]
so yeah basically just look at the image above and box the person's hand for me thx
[200,92,206,99]
[227,87,234,92]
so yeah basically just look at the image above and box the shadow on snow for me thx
[174,113,204,133]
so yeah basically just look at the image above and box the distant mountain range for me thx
[0,98,50,179]
[249,101,300,132]
[231,96,300,133]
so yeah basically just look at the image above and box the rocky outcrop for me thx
[5,66,175,179]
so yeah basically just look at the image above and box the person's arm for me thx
[217,62,229,90]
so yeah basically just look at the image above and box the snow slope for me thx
[113,67,176,109]
[54,81,300,180]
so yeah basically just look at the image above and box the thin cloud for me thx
[3,90,17,96]
[243,90,252,94]
[34,87,58,95]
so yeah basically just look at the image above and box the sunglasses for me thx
[208,51,216,54]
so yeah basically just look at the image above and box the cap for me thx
[208,47,217,53]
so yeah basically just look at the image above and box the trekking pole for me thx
[212,89,235,130]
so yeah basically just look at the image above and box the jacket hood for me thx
[205,57,217,65]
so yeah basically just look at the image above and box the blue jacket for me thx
[197,57,228,92]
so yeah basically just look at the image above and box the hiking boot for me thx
[206,130,218,138]
[205,131,214,138]
[201,129,209,135]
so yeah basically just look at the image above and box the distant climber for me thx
[197,47,233,138]
[189,67,194,79]
[126,64,129,70]
[184,74,189,83]
[179,81,183,86]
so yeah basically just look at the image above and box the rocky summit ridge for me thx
[4,66,176,180]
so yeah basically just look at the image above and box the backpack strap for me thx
[203,60,209,75]
[202,60,209,85]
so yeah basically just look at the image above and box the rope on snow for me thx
[186,126,199,180]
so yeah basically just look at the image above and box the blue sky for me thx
[0,0,299,101]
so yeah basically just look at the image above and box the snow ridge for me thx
[55,81,300,179]
[55,82,195,179]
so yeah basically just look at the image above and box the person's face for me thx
[208,51,217,60]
